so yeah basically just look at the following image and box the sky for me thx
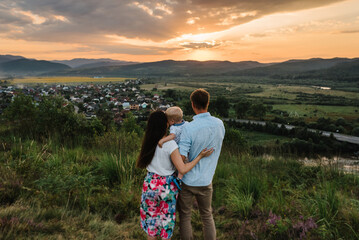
[0,0,359,62]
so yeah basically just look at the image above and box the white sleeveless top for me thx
[146,140,178,176]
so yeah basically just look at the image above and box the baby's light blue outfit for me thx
[170,120,188,144]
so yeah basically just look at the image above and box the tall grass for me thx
[1,131,359,239]
[97,152,141,185]
[307,183,340,239]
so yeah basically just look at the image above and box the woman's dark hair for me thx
[136,110,168,169]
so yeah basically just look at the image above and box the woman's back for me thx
[146,140,178,176]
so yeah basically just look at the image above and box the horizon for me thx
[2,54,359,64]
[1,0,359,62]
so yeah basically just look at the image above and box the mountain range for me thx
[52,58,138,68]
[0,58,70,75]
[0,54,358,82]
[0,55,25,64]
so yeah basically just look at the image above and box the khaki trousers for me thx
[178,183,216,240]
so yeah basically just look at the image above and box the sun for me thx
[188,49,218,61]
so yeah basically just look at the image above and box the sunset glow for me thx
[0,0,358,62]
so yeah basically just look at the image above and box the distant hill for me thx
[231,58,358,77]
[1,54,358,81]
[76,61,139,69]
[0,59,71,75]
[53,58,138,68]
[0,54,25,64]
[296,59,359,82]
[50,58,359,79]
[50,60,267,77]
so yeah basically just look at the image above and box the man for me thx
[178,88,225,240]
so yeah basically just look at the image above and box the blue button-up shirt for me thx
[178,112,225,186]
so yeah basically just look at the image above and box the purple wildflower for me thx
[267,211,281,225]
[292,217,318,239]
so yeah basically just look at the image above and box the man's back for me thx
[179,112,225,186]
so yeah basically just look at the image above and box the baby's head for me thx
[165,106,183,125]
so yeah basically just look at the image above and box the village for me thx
[0,79,172,125]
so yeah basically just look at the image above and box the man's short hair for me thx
[190,89,210,110]
[165,106,183,122]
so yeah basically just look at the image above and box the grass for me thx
[0,201,141,240]
[240,129,291,146]
[140,82,196,91]
[272,104,359,120]
[1,133,359,239]
[12,77,133,84]
[248,85,359,100]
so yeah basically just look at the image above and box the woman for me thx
[137,110,213,240]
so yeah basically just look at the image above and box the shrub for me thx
[225,173,267,218]
[4,95,105,145]
[0,167,23,205]
[34,157,105,210]
[97,151,144,186]
[3,94,37,137]
[223,127,249,153]
[226,193,254,218]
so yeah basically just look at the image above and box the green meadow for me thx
[248,85,359,100]
[272,104,359,120]
[141,83,196,91]
[1,130,359,239]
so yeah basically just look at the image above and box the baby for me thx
[159,106,188,147]
[159,106,188,180]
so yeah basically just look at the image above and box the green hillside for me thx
[0,59,71,75]
[49,60,265,77]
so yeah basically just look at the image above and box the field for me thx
[12,77,133,84]
[241,129,291,146]
[142,81,359,101]
[140,82,196,91]
[142,80,359,122]
[272,104,359,120]
[248,85,359,100]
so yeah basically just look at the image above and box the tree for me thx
[335,117,347,127]
[209,96,230,118]
[5,95,105,143]
[97,108,114,132]
[235,99,251,118]
[352,127,359,136]
[164,89,177,100]
[223,127,249,153]
[4,94,37,136]
[180,100,193,116]
[121,112,143,136]
[250,103,267,119]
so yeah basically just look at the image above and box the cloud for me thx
[93,43,181,55]
[0,7,33,25]
[340,30,359,34]
[249,33,268,38]
[0,0,346,52]
[180,41,221,49]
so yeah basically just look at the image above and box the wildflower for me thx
[267,211,281,225]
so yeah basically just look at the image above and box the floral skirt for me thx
[140,172,179,239]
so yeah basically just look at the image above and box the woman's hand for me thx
[199,148,214,158]
[171,148,214,176]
